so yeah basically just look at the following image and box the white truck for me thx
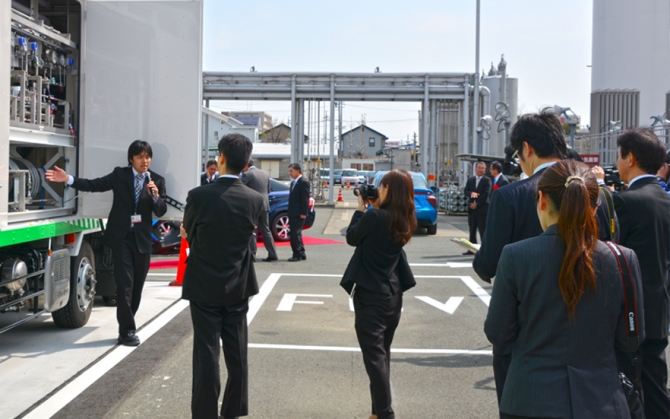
[1,0,202,333]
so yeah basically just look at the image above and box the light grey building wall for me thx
[340,125,387,158]
[590,89,639,134]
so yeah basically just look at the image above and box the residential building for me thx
[340,124,387,159]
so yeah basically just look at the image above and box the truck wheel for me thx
[52,241,96,328]
[426,223,438,235]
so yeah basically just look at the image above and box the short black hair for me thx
[288,163,302,173]
[617,128,666,175]
[205,159,217,168]
[509,108,567,160]
[490,161,502,173]
[218,134,253,173]
[565,148,582,162]
[127,140,152,164]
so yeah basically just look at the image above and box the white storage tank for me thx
[591,0,670,127]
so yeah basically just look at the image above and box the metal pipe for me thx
[290,75,297,163]
[421,76,430,178]
[479,85,490,155]
[472,0,480,155]
[329,76,335,204]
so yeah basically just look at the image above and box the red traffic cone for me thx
[337,188,343,202]
[346,181,350,189]
[170,238,189,286]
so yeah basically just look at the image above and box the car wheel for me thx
[272,212,291,242]
[426,223,437,235]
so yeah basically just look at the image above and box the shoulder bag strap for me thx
[604,241,640,352]
[600,186,617,240]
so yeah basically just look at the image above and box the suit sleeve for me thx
[473,190,515,282]
[346,210,376,247]
[477,177,492,206]
[484,246,519,347]
[464,177,473,197]
[152,176,168,217]
[613,193,629,245]
[183,190,197,247]
[299,181,310,216]
[70,170,117,192]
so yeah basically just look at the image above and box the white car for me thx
[340,169,359,187]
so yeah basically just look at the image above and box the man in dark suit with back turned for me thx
[463,161,492,254]
[242,159,278,262]
[287,163,310,262]
[613,128,670,419]
[472,109,567,413]
[180,133,264,419]
[45,140,167,346]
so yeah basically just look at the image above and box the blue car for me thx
[267,179,316,242]
[373,171,438,235]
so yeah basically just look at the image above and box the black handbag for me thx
[604,241,644,419]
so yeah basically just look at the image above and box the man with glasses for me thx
[473,108,567,414]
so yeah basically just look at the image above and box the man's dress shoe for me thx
[118,332,140,346]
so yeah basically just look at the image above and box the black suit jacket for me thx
[200,173,218,185]
[71,166,167,253]
[181,177,264,305]
[288,176,310,219]
[473,171,544,283]
[493,174,509,189]
[340,209,416,295]
[614,176,670,339]
[485,227,643,418]
[463,175,492,214]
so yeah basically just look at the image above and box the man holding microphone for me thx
[46,140,167,346]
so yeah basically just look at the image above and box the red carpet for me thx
[149,236,344,269]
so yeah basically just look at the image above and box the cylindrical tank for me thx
[481,76,518,157]
[592,0,670,125]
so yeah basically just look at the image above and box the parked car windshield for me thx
[334,169,343,175]
[410,172,428,189]
[270,178,290,192]
[342,169,357,177]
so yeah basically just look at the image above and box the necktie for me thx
[291,180,295,190]
[135,173,144,207]
[475,177,480,188]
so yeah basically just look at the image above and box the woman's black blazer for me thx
[340,209,415,295]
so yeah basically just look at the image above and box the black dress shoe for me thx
[301,255,306,260]
[287,257,301,262]
[462,251,475,255]
[262,257,278,262]
[118,331,140,346]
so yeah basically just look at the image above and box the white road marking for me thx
[248,343,492,355]
[409,262,472,268]
[146,273,177,277]
[276,294,333,311]
[415,296,464,314]
[22,299,190,419]
[248,273,281,325]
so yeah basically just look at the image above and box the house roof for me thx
[340,124,389,140]
[202,107,243,127]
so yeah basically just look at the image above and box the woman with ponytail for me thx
[484,159,644,419]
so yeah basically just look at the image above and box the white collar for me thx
[221,174,238,179]
[628,174,655,188]
[494,173,501,182]
[533,161,557,175]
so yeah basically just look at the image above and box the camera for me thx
[353,184,379,199]
[603,166,624,191]
[503,144,522,177]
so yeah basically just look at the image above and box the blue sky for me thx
[203,0,593,142]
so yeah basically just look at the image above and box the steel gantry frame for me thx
[203,72,488,203]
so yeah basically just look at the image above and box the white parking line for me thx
[249,343,492,355]
[22,299,190,419]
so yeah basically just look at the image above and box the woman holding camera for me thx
[340,169,417,419]
[484,160,644,419]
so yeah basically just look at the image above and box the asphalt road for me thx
[10,191,668,419]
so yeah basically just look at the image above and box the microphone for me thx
[145,172,156,198]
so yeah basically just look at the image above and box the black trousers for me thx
[618,336,670,419]
[111,232,150,334]
[354,288,403,419]
[288,217,305,258]
[493,352,512,419]
[190,300,249,419]
[468,210,487,244]
[249,210,277,260]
